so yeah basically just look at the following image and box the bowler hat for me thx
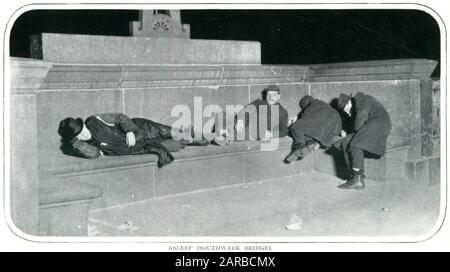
[337,93,352,110]
[58,117,83,141]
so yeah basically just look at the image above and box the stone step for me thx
[39,181,102,236]
[365,156,406,181]
[57,144,315,210]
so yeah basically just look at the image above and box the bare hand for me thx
[126,132,136,147]
[288,116,298,126]
[263,130,273,140]
[235,119,245,133]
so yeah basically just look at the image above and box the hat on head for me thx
[58,117,83,141]
[266,85,280,94]
[299,95,314,110]
[337,93,352,110]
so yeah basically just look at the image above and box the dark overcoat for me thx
[290,99,342,146]
[84,113,175,167]
[349,92,392,155]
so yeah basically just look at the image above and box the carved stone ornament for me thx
[151,14,174,33]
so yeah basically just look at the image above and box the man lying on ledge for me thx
[57,113,208,168]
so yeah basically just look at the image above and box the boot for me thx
[338,170,365,190]
[283,141,320,164]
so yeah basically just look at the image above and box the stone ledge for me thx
[309,59,438,82]
[41,137,293,177]
[11,58,437,91]
[41,64,310,89]
[9,57,53,93]
[40,137,309,209]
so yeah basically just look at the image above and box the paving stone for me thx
[89,172,441,237]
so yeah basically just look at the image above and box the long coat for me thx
[349,92,392,155]
[290,99,342,147]
[84,113,176,167]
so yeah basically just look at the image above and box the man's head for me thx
[58,117,92,142]
[264,85,281,105]
[299,95,314,111]
[337,93,352,116]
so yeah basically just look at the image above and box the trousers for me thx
[341,133,365,170]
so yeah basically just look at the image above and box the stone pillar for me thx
[431,79,440,156]
[408,79,434,159]
[9,58,52,235]
[420,79,434,157]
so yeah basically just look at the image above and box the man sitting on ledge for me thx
[284,95,344,163]
[335,92,392,190]
[57,113,208,168]
[213,84,288,145]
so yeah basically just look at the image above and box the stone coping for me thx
[309,59,438,82]
[9,58,438,94]
[9,58,53,93]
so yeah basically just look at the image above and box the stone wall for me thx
[8,57,438,235]
[9,58,52,235]
[39,33,262,65]
[35,59,437,160]
[431,78,440,156]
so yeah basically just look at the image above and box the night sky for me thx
[9,9,440,76]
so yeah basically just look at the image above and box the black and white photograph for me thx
[1,0,449,252]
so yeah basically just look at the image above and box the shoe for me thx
[338,170,365,190]
[187,139,210,146]
[284,141,320,164]
[283,144,305,163]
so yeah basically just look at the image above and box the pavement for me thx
[88,171,441,239]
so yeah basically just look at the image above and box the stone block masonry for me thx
[40,33,261,65]
[8,57,438,236]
